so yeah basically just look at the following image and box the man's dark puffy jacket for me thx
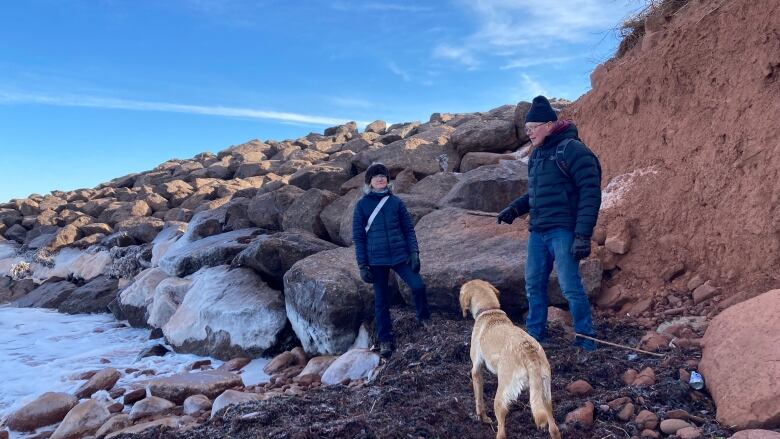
[508,122,601,237]
[353,190,418,267]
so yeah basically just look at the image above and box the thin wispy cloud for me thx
[433,44,479,69]
[0,90,370,127]
[330,1,433,12]
[364,3,434,12]
[500,55,579,70]
[435,0,643,68]
[329,96,374,109]
[387,62,412,82]
[520,74,547,97]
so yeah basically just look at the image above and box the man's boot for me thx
[380,341,394,358]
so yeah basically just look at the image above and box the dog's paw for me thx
[476,413,492,424]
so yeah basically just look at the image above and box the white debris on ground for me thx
[600,166,659,210]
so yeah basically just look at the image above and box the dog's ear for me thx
[491,284,501,298]
[459,285,471,318]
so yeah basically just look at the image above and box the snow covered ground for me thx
[0,306,269,437]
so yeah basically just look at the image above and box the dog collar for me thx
[475,306,504,318]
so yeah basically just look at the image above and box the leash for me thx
[575,333,665,357]
[465,210,498,217]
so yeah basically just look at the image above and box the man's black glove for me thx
[571,235,591,260]
[496,206,519,225]
[359,265,373,283]
[408,252,420,273]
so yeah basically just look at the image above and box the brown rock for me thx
[700,289,780,429]
[666,409,691,420]
[210,390,262,418]
[687,275,705,291]
[635,410,659,430]
[94,414,131,438]
[459,152,516,173]
[605,235,630,254]
[596,285,632,310]
[729,430,780,439]
[565,380,593,396]
[623,369,639,385]
[290,346,308,367]
[607,396,631,411]
[677,426,702,439]
[217,357,252,372]
[632,367,656,387]
[74,368,120,399]
[50,400,110,439]
[264,351,296,374]
[143,370,244,404]
[106,402,124,414]
[639,331,671,352]
[565,401,594,427]
[640,429,661,438]
[660,418,692,434]
[183,394,212,416]
[6,392,79,431]
[618,402,635,421]
[299,356,339,376]
[129,396,175,421]
[122,388,146,405]
[692,281,719,304]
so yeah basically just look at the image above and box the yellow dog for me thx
[459,279,561,439]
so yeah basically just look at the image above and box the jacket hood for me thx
[541,121,580,149]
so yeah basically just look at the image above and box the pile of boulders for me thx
[3,346,380,438]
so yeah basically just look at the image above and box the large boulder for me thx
[283,246,382,355]
[450,105,520,155]
[460,151,517,172]
[158,228,259,277]
[232,231,337,288]
[320,189,361,246]
[281,188,338,239]
[353,126,458,176]
[97,201,152,226]
[407,208,600,315]
[14,279,77,309]
[247,185,305,231]
[147,277,192,329]
[114,216,165,244]
[57,275,119,314]
[112,267,171,327]
[408,172,461,205]
[50,400,110,439]
[700,289,780,430]
[0,276,35,304]
[439,159,528,213]
[288,164,352,193]
[6,392,78,432]
[150,223,186,267]
[163,265,288,359]
[143,370,243,404]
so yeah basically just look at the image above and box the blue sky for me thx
[0,0,643,203]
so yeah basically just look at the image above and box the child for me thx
[352,163,431,358]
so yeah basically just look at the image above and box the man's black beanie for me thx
[365,163,390,185]
[525,95,558,124]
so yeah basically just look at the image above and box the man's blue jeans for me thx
[370,262,430,343]
[524,228,596,349]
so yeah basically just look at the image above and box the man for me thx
[497,96,601,351]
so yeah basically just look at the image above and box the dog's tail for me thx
[525,343,561,439]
